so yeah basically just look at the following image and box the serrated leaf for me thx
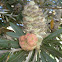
[0,39,20,49]
[10,22,24,36]
[42,45,62,58]
[40,52,46,62]
[6,3,13,12]
[17,13,23,21]
[7,50,29,62]
[28,50,35,62]
[44,28,62,41]
[40,51,56,62]
[43,39,62,47]
[42,51,56,62]
[7,32,20,38]
[36,52,40,62]
[0,52,9,62]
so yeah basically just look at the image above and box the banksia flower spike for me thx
[19,33,38,51]
[19,1,47,50]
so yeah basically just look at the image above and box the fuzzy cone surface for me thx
[22,1,47,38]
[19,33,38,50]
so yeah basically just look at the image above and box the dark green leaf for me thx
[43,40,62,47]
[0,39,20,49]
[7,32,20,38]
[7,50,29,62]
[0,52,9,62]
[40,51,46,62]
[42,51,56,62]
[17,13,23,21]
[44,28,62,41]
[36,52,40,62]
[42,45,62,58]
[28,50,35,62]
[10,22,24,36]
[40,50,56,62]
[6,3,13,12]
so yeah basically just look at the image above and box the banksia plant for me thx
[0,1,62,62]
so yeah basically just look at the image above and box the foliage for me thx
[0,23,62,62]
[0,0,62,62]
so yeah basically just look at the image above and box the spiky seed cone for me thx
[22,1,47,49]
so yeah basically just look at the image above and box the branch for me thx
[0,50,10,54]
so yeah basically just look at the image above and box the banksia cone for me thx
[19,1,47,50]
[19,33,38,51]
[22,1,47,38]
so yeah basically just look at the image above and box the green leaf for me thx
[42,51,56,62]
[7,0,16,4]
[36,52,40,62]
[44,28,62,41]
[7,32,20,38]
[10,22,24,36]
[40,51,56,62]
[44,39,61,43]
[0,52,9,62]
[0,39,20,49]
[43,39,62,47]
[42,45,62,58]
[28,50,35,62]
[7,50,29,62]
[6,3,13,12]
[40,51,46,62]
[17,13,23,21]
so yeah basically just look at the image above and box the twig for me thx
[10,48,22,53]
[0,50,10,54]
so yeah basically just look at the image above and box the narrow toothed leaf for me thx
[7,50,29,62]
[7,32,20,38]
[44,28,62,41]
[0,52,9,62]
[0,39,20,49]
[10,22,24,36]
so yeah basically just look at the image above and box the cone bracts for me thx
[19,33,38,51]
[19,1,47,50]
